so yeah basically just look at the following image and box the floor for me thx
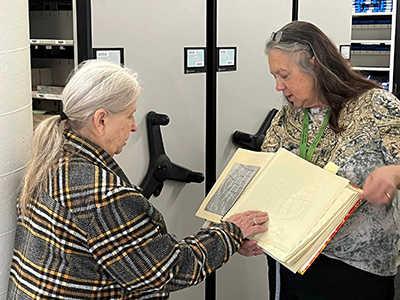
[395,266,400,300]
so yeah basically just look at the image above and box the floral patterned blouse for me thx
[261,88,400,276]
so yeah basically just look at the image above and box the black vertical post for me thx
[75,0,92,63]
[393,0,400,96]
[292,0,299,21]
[205,0,217,299]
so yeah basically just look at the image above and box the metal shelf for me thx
[30,39,74,46]
[32,92,62,101]
[352,66,390,71]
[352,12,393,16]
[351,39,391,44]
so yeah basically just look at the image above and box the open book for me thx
[196,148,362,274]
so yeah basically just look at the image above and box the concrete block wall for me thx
[0,1,32,298]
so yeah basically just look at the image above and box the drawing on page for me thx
[205,162,260,216]
[256,177,324,237]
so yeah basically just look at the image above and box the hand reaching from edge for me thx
[360,165,400,206]
[237,239,265,256]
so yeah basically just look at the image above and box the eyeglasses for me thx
[269,30,316,58]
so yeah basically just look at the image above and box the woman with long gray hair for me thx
[240,21,400,300]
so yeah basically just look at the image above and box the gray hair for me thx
[266,29,316,79]
[63,59,140,131]
[265,21,380,132]
[19,60,140,216]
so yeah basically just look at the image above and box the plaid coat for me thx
[8,131,242,299]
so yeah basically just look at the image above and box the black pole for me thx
[76,0,92,63]
[205,0,217,299]
[292,0,299,21]
[393,0,400,96]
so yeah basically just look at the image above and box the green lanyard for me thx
[299,107,331,162]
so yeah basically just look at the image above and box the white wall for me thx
[0,1,32,298]
[299,0,352,47]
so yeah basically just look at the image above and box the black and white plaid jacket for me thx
[8,131,242,299]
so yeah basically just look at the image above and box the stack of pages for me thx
[196,148,362,274]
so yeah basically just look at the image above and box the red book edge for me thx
[297,190,363,275]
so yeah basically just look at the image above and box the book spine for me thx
[298,198,363,275]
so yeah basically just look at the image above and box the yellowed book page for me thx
[288,190,360,273]
[195,148,274,223]
[224,148,349,259]
[291,197,358,273]
[288,186,360,259]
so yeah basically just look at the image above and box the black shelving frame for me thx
[76,0,92,63]
[203,1,298,299]
[393,0,400,96]
[205,0,217,298]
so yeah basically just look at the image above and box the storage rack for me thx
[28,0,91,114]
[351,0,398,93]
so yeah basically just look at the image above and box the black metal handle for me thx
[232,108,278,151]
[140,111,205,199]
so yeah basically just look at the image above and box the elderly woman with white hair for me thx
[7,59,268,299]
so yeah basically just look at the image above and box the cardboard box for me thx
[39,68,53,85]
[33,112,51,129]
[37,85,64,95]
[31,68,40,90]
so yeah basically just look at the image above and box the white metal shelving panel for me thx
[351,0,397,92]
